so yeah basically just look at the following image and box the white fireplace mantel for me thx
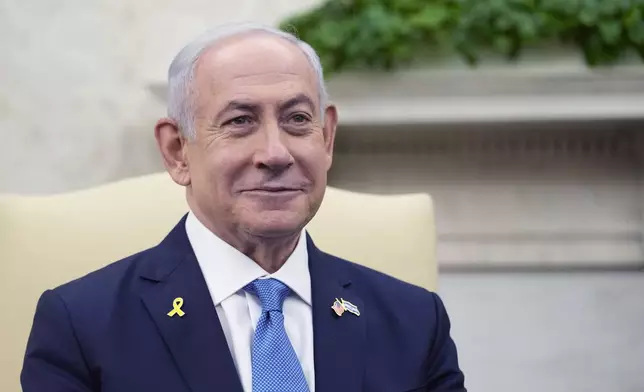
[325,63,644,126]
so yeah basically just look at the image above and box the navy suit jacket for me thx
[21,216,466,391]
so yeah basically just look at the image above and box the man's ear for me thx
[322,104,338,170]
[154,118,191,186]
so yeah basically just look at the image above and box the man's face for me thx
[180,33,337,239]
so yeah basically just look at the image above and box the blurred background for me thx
[2,0,644,391]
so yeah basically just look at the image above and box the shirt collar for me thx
[185,211,311,306]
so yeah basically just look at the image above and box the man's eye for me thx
[289,114,311,124]
[227,116,253,126]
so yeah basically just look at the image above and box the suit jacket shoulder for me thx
[311,248,466,391]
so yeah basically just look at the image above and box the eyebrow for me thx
[278,93,316,114]
[213,101,261,124]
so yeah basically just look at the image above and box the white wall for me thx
[0,0,320,194]
[440,272,644,392]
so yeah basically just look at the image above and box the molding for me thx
[438,235,643,269]
[438,230,641,242]
[438,230,642,269]
[335,126,637,156]
[326,64,644,126]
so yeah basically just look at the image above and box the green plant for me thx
[279,0,644,76]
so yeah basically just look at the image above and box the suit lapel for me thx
[139,217,243,392]
[308,235,366,392]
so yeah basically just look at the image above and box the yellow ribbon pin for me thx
[167,297,185,318]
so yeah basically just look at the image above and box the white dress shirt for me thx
[185,211,315,392]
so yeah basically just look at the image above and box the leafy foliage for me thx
[279,0,644,76]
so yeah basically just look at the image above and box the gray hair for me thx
[166,22,329,139]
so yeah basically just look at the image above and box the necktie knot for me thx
[244,278,291,313]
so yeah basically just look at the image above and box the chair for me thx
[0,172,436,391]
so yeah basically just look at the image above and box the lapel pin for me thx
[167,297,185,318]
[332,298,345,317]
[331,297,360,317]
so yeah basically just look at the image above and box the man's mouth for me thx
[243,187,302,194]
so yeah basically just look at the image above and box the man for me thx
[21,23,466,391]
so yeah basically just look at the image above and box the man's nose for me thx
[252,126,294,171]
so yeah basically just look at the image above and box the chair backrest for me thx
[0,172,436,391]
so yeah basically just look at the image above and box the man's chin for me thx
[241,211,309,238]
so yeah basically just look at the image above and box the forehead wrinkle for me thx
[207,60,315,90]
[210,77,313,99]
[228,72,303,85]
[206,71,318,110]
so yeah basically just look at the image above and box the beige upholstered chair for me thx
[0,172,436,391]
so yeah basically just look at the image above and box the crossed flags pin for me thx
[331,298,360,317]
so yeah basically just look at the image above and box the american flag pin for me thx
[331,298,345,317]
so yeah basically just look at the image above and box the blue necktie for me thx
[244,278,310,392]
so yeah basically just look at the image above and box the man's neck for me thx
[188,202,301,273]
[235,233,301,274]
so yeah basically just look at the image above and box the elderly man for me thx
[21,23,466,392]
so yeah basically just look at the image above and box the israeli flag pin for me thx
[341,298,360,317]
